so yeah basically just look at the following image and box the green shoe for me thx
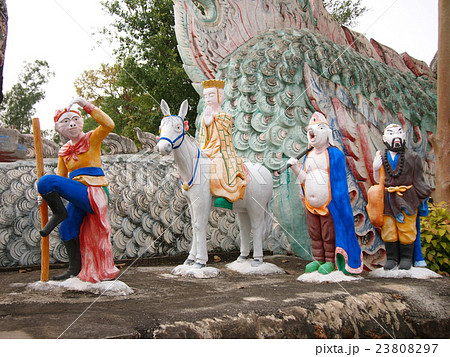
[305,260,323,273]
[318,262,335,274]
[214,197,233,210]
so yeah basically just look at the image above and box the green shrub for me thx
[420,201,450,276]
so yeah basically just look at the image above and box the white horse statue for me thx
[156,99,273,269]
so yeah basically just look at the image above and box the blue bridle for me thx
[158,114,200,191]
[158,115,185,149]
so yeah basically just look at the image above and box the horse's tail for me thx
[263,202,273,240]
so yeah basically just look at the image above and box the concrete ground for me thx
[0,254,449,339]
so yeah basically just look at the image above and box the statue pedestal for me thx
[297,270,363,283]
[171,264,221,279]
[28,277,134,296]
[369,267,441,280]
[226,260,285,275]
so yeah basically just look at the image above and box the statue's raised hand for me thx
[203,105,214,127]
[67,97,88,110]
[372,151,383,171]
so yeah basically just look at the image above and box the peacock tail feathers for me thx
[175,0,436,267]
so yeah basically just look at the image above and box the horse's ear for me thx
[178,99,189,119]
[161,99,171,116]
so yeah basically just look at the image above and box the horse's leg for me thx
[242,163,273,267]
[190,197,211,267]
[184,202,197,265]
[236,212,251,262]
[249,209,265,266]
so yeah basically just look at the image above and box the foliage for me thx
[0,60,54,133]
[75,63,131,135]
[81,0,199,139]
[420,201,450,276]
[323,0,368,27]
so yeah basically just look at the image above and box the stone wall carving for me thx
[174,0,436,94]
[174,1,437,267]
[0,128,28,162]
[0,152,291,267]
[0,0,437,271]
[1,128,157,162]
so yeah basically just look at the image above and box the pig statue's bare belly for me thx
[303,151,330,208]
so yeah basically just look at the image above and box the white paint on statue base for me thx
[369,267,441,279]
[28,277,134,296]
[297,270,363,283]
[226,260,285,275]
[171,264,221,279]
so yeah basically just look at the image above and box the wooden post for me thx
[32,118,49,282]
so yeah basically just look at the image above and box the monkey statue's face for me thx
[55,112,84,141]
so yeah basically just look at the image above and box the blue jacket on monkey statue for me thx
[371,124,432,271]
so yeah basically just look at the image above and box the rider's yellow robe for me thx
[199,111,246,202]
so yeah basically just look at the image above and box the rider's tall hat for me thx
[201,79,225,89]
[202,79,225,103]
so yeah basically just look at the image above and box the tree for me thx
[0,60,54,133]
[433,0,450,203]
[323,0,368,27]
[74,63,127,134]
[0,0,7,104]
[90,0,198,137]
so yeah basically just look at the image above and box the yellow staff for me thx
[32,118,49,282]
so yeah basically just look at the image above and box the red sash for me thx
[58,131,92,163]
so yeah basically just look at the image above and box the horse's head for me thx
[156,99,189,155]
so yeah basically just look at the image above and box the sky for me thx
[3,0,113,131]
[2,0,439,132]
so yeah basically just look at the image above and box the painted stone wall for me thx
[0,151,291,267]
[174,0,436,88]
[0,0,437,270]
[199,29,435,266]
[174,0,437,267]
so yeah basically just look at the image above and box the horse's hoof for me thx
[236,255,250,263]
[251,258,263,267]
[184,258,195,266]
[192,262,206,269]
